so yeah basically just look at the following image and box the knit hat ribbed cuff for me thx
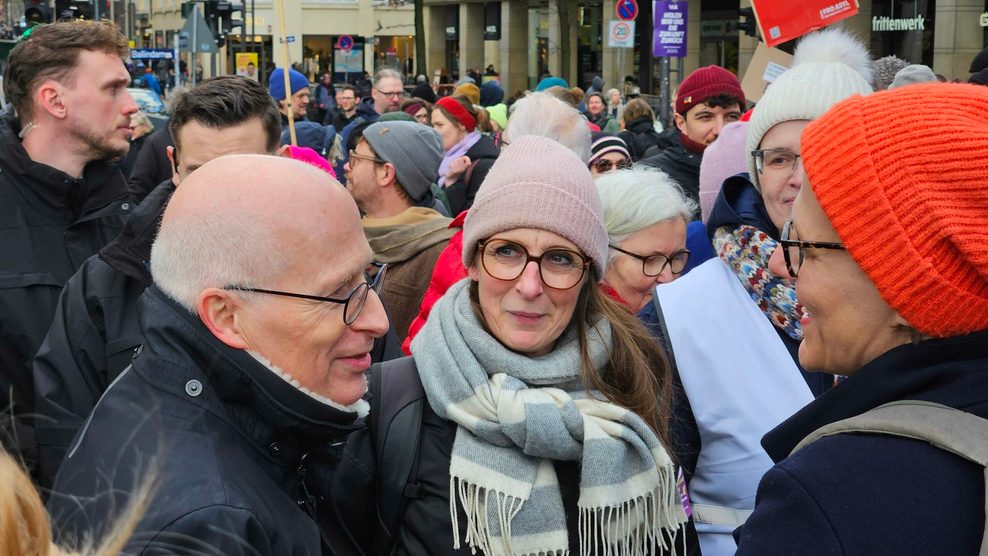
[802,83,988,337]
[462,135,608,280]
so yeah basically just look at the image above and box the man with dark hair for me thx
[0,20,137,470]
[641,65,745,205]
[343,121,453,344]
[33,75,281,486]
[331,83,359,129]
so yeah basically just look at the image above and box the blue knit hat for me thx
[268,67,309,101]
[535,76,568,92]
[280,121,336,156]
[479,81,504,106]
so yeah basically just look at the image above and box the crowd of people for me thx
[1,18,987,556]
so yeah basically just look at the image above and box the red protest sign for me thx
[750,0,859,47]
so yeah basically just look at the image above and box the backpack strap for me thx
[792,400,988,555]
[369,356,427,554]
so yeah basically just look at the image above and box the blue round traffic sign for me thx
[337,35,354,52]
[616,0,638,21]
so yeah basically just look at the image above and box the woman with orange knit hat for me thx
[736,82,988,554]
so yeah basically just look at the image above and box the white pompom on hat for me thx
[746,27,873,192]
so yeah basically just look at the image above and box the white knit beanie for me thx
[462,135,609,280]
[747,27,873,191]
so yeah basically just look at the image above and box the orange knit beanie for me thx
[801,83,988,337]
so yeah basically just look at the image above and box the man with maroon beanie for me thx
[641,65,745,207]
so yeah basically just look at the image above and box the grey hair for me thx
[374,68,403,87]
[595,167,697,258]
[150,210,291,312]
[505,92,592,163]
[605,88,622,102]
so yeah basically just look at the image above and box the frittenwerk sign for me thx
[872,16,926,31]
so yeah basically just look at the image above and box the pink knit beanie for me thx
[462,135,609,280]
[698,120,748,222]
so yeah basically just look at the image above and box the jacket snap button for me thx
[269,442,282,456]
[121,202,130,210]
[184,379,203,397]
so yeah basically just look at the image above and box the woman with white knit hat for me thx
[332,134,687,555]
[641,27,874,556]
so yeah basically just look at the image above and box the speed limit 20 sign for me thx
[608,20,636,48]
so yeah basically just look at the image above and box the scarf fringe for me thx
[451,468,685,556]
[579,464,684,556]
[451,475,526,555]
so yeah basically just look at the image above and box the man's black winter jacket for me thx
[48,286,363,555]
[0,113,131,467]
[33,180,174,486]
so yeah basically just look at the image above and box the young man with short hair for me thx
[331,83,359,129]
[33,76,282,486]
[641,65,745,205]
[0,20,137,470]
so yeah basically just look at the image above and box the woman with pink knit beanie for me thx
[331,134,688,555]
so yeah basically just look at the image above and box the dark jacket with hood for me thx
[617,117,663,161]
[639,132,702,205]
[0,113,131,468]
[48,286,364,555]
[442,134,499,216]
[736,330,988,555]
[33,180,174,487]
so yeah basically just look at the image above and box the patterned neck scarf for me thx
[713,224,803,340]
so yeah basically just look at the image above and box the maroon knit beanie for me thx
[676,65,745,114]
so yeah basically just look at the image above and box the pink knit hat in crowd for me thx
[462,135,609,280]
[698,120,749,222]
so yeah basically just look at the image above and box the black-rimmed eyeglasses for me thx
[609,245,690,276]
[478,239,589,290]
[224,262,388,325]
[779,221,845,278]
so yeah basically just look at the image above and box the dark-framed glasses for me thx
[374,89,404,99]
[779,221,846,278]
[478,239,589,290]
[591,157,633,174]
[224,262,388,325]
[348,149,386,168]
[752,148,802,176]
[609,245,690,276]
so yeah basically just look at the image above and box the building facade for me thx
[420,0,987,101]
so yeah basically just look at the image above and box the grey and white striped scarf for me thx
[410,279,686,556]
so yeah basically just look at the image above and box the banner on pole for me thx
[750,0,859,47]
[652,1,687,58]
